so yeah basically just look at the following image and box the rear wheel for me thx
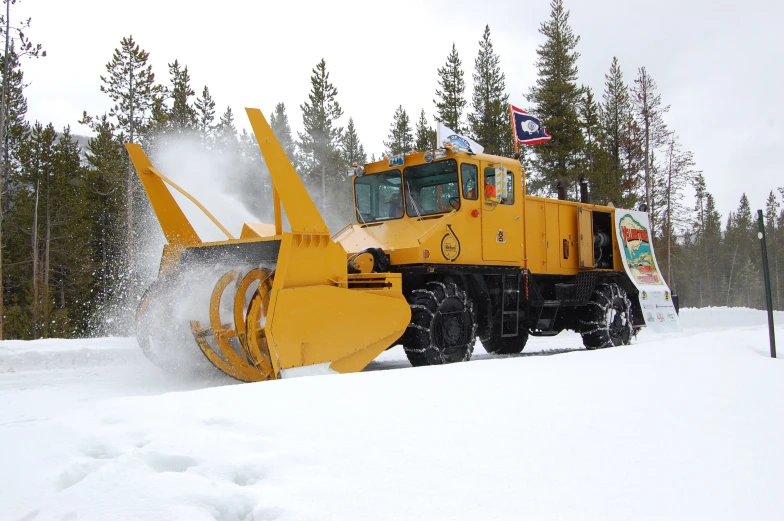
[579,282,633,349]
[403,282,476,367]
[483,330,529,355]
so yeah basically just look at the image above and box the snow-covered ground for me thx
[1,308,783,520]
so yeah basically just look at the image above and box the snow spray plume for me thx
[88,131,273,338]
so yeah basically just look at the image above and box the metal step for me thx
[501,273,521,337]
[535,300,560,331]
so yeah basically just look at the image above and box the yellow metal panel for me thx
[269,285,410,372]
[545,201,560,271]
[245,108,328,234]
[125,143,201,247]
[480,162,522,262]
[578,207,594,268]
[559,204,578,270]
[240,222,276,239]
[525,199,547,272]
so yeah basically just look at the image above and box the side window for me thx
[483,167,514,205]
[461,163,478,200]
[355,183,371,220]
[504,171,515,205]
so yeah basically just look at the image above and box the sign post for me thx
[757,210,777,358]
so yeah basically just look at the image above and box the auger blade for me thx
[191,269,273,382]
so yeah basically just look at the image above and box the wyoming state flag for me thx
[510,105,552,145]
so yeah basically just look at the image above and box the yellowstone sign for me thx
[615,210,681,333]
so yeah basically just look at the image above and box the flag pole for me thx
[509,104,518,154]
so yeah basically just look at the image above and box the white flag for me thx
[436,123,484,154]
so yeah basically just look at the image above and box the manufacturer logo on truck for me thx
[441,224,461,262]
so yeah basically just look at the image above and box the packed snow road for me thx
[1,308,783,520]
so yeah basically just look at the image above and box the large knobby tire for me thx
[483,330,529,355]
[403,282,476,367]
[579,282,634,349]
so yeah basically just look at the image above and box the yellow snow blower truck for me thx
[128,108,663,382]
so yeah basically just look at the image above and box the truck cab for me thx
[337,147,525,268]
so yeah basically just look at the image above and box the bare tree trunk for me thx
[640,68,651,216]
[666,137,674,285]
[698,196,705,307]
[772,227,780,309]
[727,244,739,306]
[59,270,65,308]
[43,169,51,336]
[776,250,780,310]
[32,180,40,338]
[127,64,135,307]
[0,0,11,339]
[101,195,107,313]
[321,162,326,210]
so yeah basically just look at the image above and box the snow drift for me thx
[1,308,783,520]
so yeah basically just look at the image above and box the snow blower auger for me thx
[127,108,411,382]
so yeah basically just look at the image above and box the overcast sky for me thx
[16,0,784,218]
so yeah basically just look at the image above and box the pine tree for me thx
[215,106,238,153]
[467,25,511,155]
[384,105,413,155]
[632,67,669,217]
[269,102,297,166]
[235,128,270,219]
[620,112,644,207]
[298,58,343,210]
[0,3,45,339]
[168,60,196,133]
[764,190,780,309]
[600,56,633,206]
[341,117,367,165]
[724,194,760,307]
[433,43,466,132]
[414,110,436,151]
[47,128,91,336]
[194,85,216,147]
[657,134,694,285]
[527,0,583,196]
[98,35,160,303]
[691,173,723,306]
[8,122,57,337]
[1,46,28,207]
[578,86,607,199]
[0,46,29,338]
[85,115,126,334]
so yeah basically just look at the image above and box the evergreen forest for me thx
[1,0,781,340]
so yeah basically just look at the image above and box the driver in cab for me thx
[485,180,498,203]
[387,192,403,218]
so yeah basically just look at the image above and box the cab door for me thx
[481,163,522,262]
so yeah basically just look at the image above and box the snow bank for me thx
[0,337,139,373]
[678,306,784,330]
[2,311,783,520]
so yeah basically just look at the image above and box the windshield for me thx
[354,170,403,223]
[404,159,460,218]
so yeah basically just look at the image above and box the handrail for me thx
[331,222,354,241]
[144,166,235,240]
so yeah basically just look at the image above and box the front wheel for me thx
[403,282,476,367]
[579,282,633,349]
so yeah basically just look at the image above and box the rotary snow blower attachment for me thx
[128,108,411,382]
